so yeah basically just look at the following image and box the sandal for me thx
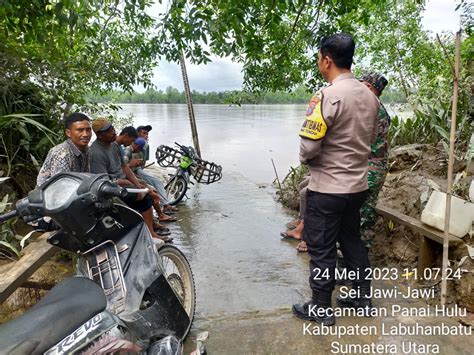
[164,205,179,212]
[155,226,170,235]
[159,215,177,223]
[280,231,301,241]
[296,241,308,253]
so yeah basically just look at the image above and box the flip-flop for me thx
[155,228,171,236]
[280,231,301,241]
[159,215,177,223]
[153,223,170,232]
[164,205,179,212]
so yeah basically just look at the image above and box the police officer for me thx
[292,33,380,325]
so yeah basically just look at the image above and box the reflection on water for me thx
[121,104,306,183]
[121,103,412,183]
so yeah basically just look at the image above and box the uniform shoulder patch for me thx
[299,93,327,140]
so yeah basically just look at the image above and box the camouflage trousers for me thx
[360,166,388,248]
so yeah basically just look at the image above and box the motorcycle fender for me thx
[175,169,190,183]
[122,275,190,340]
[44,311,117,355]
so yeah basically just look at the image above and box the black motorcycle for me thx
[0,172,195,354]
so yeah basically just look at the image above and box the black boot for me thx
[292,292,335,326]
[336,283,373,317]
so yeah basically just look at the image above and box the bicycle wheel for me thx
[158,245,195,339]
[165,176,187,205]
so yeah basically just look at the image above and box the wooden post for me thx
[441,31,461,306]
[271,158,282,190]
[179,53,202,157]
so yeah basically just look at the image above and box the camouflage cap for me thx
[360,72,388,94]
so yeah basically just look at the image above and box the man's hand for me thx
[129,158,143,168]
[136,182,147,189]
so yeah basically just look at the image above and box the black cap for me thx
[136,125,152,132]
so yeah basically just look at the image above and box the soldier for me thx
[292,33,380,325]
[359,73,390,247]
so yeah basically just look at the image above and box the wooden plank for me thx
[0,233,58,303]
[417,236,438,284]
[375,204,462,244]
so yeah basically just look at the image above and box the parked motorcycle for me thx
[156,143,222,205]
[0,172,195,354]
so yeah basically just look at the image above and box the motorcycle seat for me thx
[0,276,107,355]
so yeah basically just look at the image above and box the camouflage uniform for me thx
[360,103,390,247]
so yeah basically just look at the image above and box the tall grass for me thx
[389,101,473,155]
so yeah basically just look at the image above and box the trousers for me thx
[304,189,370,297]
[135,168,170,206]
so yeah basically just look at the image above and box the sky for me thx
[141,0,463,93]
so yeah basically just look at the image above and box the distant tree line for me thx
[88,86,407,105]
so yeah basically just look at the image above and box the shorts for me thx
[122,194,153,213]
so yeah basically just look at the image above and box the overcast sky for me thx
[142,0,462,93]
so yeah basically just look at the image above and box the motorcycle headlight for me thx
[44,177,81,210]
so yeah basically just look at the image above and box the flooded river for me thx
[119,104,471,354]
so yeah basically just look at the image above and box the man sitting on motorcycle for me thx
[35,112,93,230]
[116,127,177,228]
[89,118,173,242]
[37,112,92,187]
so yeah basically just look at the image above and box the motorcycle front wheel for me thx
[165,176,187,205]
[158,245,195,338]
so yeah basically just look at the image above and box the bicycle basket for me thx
[191,158,223,184]
[156,145,182,168]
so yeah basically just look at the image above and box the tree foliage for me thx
[0,0,161,191]
[1,0,161,106]
[157,0,412,91]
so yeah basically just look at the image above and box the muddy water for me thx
[120,104,472,354]
[121,104,312,304]
[122,104,305,183]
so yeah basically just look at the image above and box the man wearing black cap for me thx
[136,125,177,212]
[136,125,152,163]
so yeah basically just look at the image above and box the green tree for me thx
[1,0,163,188]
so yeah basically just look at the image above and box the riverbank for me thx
[277,143,474,313]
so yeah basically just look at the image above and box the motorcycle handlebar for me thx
[0,210,19,223]
[100,185,128,199]
[124,187,149,195]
